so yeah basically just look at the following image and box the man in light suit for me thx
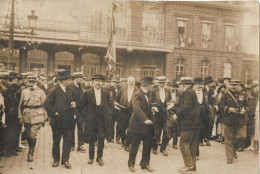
[115,76,137,152]
[80,74,112,166]
[128,76,154,173]
[149,76,172,156]
[43,70,75,169]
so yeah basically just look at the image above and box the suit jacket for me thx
[203,86,215,106]
[67,82,83,118]
[177,87,202,129]
[38,83,48,95]
[79,87,112,140]
[149,87,171,110]
[43,85,74,129]
[128,88,153,136]
[115,87,137,110]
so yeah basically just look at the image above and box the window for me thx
[115,3,131,37]
[244,69,251,84]
[116,66,124,77]
[201,21,212,48]
[199,60,209,78]
[141,67,157,78]
[224,63,232,78]
[177,19,188,47]
[176,58,186,78]
[30,63,46,76]
[225,24,236,51]
[83,66,99,77]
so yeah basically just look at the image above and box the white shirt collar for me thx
[141,87,148,93]
[74,81,79,88]
[59,84,66,92]
[94,87,101,93]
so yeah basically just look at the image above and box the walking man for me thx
[43,70,75,169]
[128,76,154,172]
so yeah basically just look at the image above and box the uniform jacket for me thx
[128,88,153,136]
[177,88,202,129]
[218,90,248,126]
[18,88,46,124]
[43,85,74,129]
[79,87,112,140]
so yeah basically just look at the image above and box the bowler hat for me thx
[180,77,193,85]
[224,77,231,81]
[73,72,84,78]
[193,77,203,84]
[141,76,154,84]
[57,70,72,81]
[92,74,104,81]
[168,80,178,87]
[111,75,120,82]
[204,76,213,84]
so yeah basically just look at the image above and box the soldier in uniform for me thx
[18,76,47,162]
[219,80,248,164]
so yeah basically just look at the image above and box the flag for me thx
[105,2,117,80]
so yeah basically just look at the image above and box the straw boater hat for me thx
[157,76,166,83]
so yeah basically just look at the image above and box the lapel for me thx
[90,88,97,105]
[140,89,149,106]
[57,85,68,103]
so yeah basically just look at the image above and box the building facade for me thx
[0,0,258,82]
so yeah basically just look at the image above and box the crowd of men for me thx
[0,70,258,173]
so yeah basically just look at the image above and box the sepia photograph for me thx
[0,0,259,173]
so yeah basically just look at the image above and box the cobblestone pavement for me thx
[0,125,258,174]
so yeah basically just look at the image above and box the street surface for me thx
[0,125,258,174]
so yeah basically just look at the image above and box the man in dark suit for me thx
[79,74,112,166]
[149,76,171,156]
[177,77,202,172]
[202,76,215,145]
[193,77,211,159]
[115,76,137,152]
[43,71,75,169]
[68,72,85,152]
[38,76,48,95]
[110,75,121,143]
[128,76,154,173]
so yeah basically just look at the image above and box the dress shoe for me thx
[64,162,71,169]
[129,166,135,172]
[233,153,238,159]
[152,149,157,155]
[199,142,204,146]
[116,140,121,144]
[178,166,196,172]
[173,145,178,149]
[52,161,59,167]
[204,139,211,146]
[88,159,94,164]
[77,146,86,152]
[236,148,244,152]
[71,146,75,151]
[215,137,221,142]
[19,144,27,149]
[124,146,129,152]
[227,159,233,164]
[96,158,104,166]
[141,165,154,172]
[245,146,254,151]
[28,153,33,162]
[161,150,168,156]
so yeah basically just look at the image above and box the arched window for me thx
[176,58,186,79]
[199,60,209,78]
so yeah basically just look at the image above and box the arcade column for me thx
[47,51,55,77]
[74,52,82,73]
[18,49,28,73]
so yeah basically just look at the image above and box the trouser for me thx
[118,110,132,146]
[89,138,104,160]
[125,131,133,147]
[224,124,246,160]
[112,110,120,141]
[153,115,167,151]
[180,128,200,168]
[51,125,72,163]
[173,131,178,146]
[5,122,21,154]
[72,116,85,147]
[128,133,152,167]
